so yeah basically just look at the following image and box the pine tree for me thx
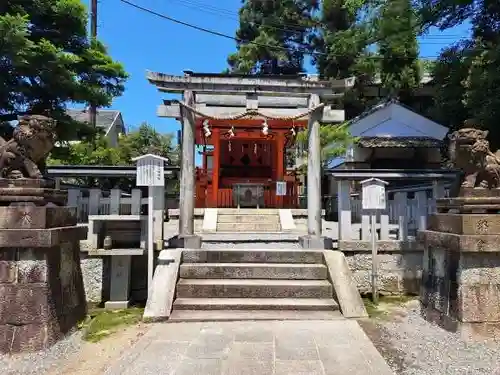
[312,0,379,117]
[0,0,128,139]
[376,0,421,104]
[418,0,500,149]
[228,0,317,75]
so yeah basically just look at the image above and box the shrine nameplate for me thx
[276,181,287,196]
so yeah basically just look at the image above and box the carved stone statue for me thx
[448,127,500,189]
[0,115,57,179]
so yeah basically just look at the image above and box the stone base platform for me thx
[0,183,87,354]
[419,199,500,338]
[0,179,66,206]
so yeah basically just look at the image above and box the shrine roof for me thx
[147,70,355,96]
[180,71,307,80]
[357,136,442,148]
[347,99,449,140]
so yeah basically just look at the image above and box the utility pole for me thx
[89,0,98,149]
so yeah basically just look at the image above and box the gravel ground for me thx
[0,331,83,375]
[362,302,500,375]
[202,241,301,249]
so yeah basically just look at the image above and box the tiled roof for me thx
[357,136,442,148]
[66,108,120,132]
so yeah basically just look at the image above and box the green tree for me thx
[312,0,380,118]
[376,0,421,104]
[228,0,317,74]
[418,0,500,149]
[48,123,179,189]
[119,122,179,165]
[49,122,179,166]
[0,0,128,139]
[295,122,356,171]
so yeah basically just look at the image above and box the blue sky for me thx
[81,0,471,137]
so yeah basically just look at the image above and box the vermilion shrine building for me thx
[148,71,353,210]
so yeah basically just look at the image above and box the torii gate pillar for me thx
[299,94,332,249]
[178,90,201,248]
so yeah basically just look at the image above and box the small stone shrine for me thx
[419,126,500,337]
[0,115,87,353]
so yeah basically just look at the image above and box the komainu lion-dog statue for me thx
[449,127,500,189]
[0,115,57,179]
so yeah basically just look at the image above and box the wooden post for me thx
[147,186,154,292]
[212,128,220,207]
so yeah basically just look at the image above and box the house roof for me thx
[347,99,448,141]
[66,108,123,135]
[357,136,442,148]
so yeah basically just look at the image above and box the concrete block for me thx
[322,250,368,318]
[104,300,129,309]
[178,234,202,249]
[106,255,131,309]
[143,249,182,321]
[279,209,296,232]
[202,208,218,232]
[299,235,333,250]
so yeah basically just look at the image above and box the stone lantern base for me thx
[0,179,87,353]
[419,188,500,338]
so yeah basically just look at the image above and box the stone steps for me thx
[179,263,328,279]
[173,297,339,310]
[176,279,333,298]
[182,249,324,264]
[216,222,281,232]
[217,208,278,215]
[216,208,281,233]
[168,310,343,322]
[170,248,339,321]
[217,215,277,223]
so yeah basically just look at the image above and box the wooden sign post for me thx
[132,154,169,294]
[361,177,388,304]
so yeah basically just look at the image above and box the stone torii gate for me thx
[147,70,354,248]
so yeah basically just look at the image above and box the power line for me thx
[166,0,311,32]
[165,0,468,40]
[120,0,442,59]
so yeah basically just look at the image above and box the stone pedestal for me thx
[0,179,87,353]
[419,188,500,338]
[299,235,332,249]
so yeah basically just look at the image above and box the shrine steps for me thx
[216,209,281,232]
[168,248,340,321]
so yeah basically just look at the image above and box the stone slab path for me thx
[105,319,394,375]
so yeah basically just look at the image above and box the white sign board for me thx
[361,178,388,210]
[135,157,165,187]
[276,181,287,196]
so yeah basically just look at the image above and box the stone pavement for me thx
[105,319,395,375]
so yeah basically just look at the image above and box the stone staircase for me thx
[216,208,281,232]
[169,248,341,321]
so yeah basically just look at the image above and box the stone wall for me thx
[80,252,159,304]
[344,250,423,295]
[338,240,423,295]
